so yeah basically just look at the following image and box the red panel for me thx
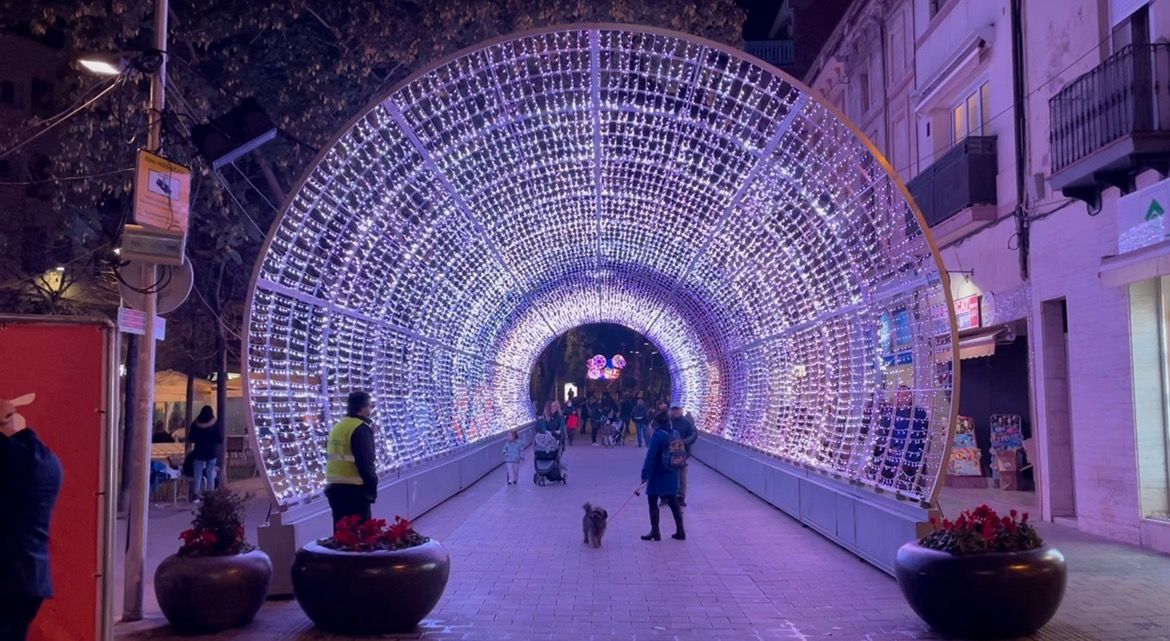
[0,323,109,641]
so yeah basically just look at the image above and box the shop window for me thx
[1131,275,1170,520]
[951,82,990,144]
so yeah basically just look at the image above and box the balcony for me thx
[1049,44,1170,208]
[906,136,998,244]
[745,39,795,68]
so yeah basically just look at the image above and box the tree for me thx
[0,0,745,427]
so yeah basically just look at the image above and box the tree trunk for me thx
[118,334,139,514]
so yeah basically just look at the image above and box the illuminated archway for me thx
[245,25,956,508]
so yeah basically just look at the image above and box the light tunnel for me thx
[244,25,957,509]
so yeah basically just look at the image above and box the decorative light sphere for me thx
[245,25,956,508]
[612,354,627,369]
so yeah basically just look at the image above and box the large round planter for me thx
[292,540,450,635]
[894,542,1067,639]
[154,549,272,633]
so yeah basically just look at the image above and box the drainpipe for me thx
[1011,0,1030,280]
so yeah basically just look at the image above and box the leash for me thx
[606,482,646,523]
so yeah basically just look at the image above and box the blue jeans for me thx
[193,457,217,495]
[635,422,650,447]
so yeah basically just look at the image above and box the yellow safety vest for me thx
[326,417,365,485]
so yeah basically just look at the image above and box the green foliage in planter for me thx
[178,488,255,557]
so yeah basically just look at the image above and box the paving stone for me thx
[115,444,1170,641]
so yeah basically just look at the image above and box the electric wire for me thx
[0,73,129,161]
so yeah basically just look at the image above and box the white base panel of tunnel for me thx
[258,427,533,596]
[692,436,937,576]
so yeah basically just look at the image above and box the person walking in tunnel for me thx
[0,394,62,641]
[502,429,524,485]
[589,393,604,446]
[325,391,379,526]
[669,405,697,506]
[640,413,685,541]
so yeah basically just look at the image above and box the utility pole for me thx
[122,0,166,620]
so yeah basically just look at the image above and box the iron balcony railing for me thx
[907,136,998,228]
[745,39,795,68]
[1050,43,1170,174]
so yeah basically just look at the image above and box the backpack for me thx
[662,430,687,470]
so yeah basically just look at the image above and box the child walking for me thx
[566,410,579,446]
[502,429,524,485]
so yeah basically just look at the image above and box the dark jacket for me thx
[672,415,697,455]
[631,402,649,424]
[188,418,222,461]
[641,425,680,497]
[350,420,378,502]
[0,428,63,598]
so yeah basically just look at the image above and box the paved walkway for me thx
[117,443,1170,641]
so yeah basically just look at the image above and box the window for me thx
[930,0,952,18]
[859,72,871,114]
[951,82,990,144]
[1112,3,1149,52]
[0,80,15,105]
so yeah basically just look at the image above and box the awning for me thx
[957,330,1002,360]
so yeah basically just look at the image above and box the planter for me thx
[154,549,272,633]
[292,539,450,635]
[895,542,1067,639]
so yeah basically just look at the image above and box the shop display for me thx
[991,414,1025,491]
[946,416,981,477]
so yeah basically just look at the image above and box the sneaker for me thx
[592,443,599,447]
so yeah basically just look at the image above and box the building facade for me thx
[807,0,1170,553]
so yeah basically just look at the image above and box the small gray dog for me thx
[582,502,608,548]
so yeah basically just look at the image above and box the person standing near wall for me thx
[0,395,63,641]
[324,391,379,525]
[669,405,697,507]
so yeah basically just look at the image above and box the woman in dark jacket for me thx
[639,413,685,541]
[187,406,222,498]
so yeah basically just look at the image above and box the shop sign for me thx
[953,294,982,331]
[134,149,191,234]
[1118,177,1170,253]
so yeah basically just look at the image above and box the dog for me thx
[582,502,608,548]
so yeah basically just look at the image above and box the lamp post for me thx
[119,0,167,621]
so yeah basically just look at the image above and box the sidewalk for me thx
[116,444,1170,641]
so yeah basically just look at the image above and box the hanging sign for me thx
[134,149,191,234]
[953,294,982,331]
[1118,176,1170,253]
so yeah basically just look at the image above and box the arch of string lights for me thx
[245,25,957,508]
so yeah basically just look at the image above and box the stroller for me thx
[601,414,626,447]
[532,431,567,485]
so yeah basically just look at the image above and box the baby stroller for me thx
[532,431,567,485]
[602,414,626,447]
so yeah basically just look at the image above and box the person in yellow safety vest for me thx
[324,390,378,525]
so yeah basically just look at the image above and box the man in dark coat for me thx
[639,413,685,541]
[0,395,63,641]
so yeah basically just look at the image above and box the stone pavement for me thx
[116,442,1170,641]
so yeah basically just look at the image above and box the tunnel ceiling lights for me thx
[245,26,956,508]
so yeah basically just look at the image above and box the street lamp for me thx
[78,54,128,76]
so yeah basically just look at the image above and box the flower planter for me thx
[292,539,450,635]
[154,549,272,633]
[894,542,1067,639]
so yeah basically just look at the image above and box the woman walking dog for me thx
[639,412,685,541]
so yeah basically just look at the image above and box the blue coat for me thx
[0,428,63,598]
[641,426,680,497]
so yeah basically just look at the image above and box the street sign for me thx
[117,307,167,340]
[134,149,191,233]
[1118,177,1170,253]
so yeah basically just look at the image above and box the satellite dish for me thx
[119,260,195,315]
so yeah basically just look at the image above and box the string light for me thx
[246,26,954,507]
